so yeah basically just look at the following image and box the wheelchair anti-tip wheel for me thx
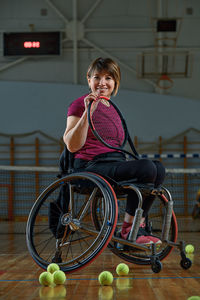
[180,257,192,270]
[26,172,118,273]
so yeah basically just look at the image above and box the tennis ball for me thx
[116,263,129,276]
[187,297,200,300]
[53,270,66,285]
[39,271,53,286]
[47,263,60,274]
[185,244,194,254]
[98,271,113,286]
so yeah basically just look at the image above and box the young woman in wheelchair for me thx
[63,57,165,246]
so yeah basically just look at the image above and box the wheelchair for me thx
[26,150,192,274]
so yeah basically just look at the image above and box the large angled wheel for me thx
[26,172,118,273]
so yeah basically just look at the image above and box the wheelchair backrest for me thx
[59,146,74,176]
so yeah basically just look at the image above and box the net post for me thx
[8,185,14,221]
[10,136,15,165]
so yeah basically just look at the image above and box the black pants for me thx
[73,152,166,217]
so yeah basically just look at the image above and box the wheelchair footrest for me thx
[112,234,153,251]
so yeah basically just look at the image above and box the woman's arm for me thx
[63,93,100,152]
[63,110,89,153]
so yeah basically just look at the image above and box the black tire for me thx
[151,259,162,273]
[26,172,118,273]
[180,257,192,270]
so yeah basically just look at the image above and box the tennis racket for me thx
[87,96,139,160]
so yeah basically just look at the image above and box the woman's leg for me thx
[123,160,165,217]
[142,160,166,217]
[113,159,155,243]
[85,158,166,244]
[113,159,157,182]
[115,159,165,244]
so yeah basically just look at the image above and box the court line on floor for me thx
[1,276,200,282]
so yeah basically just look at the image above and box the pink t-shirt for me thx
[67,94,123,160]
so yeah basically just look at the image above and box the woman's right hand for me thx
[84,92,100,114]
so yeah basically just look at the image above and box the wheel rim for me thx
[26,172,118,272]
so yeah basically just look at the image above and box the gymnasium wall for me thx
[1,80,200,141]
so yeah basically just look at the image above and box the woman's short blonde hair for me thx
[87,57,121,96]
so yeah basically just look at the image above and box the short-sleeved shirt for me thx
[67,94,123,161]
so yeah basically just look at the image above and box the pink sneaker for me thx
[121,231,153,246]
[136,235,153,245]
[121,223,153,246]
[146,235,162,245]
[121,222,162,245]
[139,223,162,245]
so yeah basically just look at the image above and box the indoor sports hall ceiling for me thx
[0,0,200,100]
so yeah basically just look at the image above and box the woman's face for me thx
[87,71,115,98]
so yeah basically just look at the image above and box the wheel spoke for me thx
[26,172,117,272]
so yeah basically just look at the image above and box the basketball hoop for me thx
[157,74,173,89]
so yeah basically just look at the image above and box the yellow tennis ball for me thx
[47,263,60,274]
[116,263,129,276]
[53,270,66,285]
[187,296,200,300]
[98,271,113,286]
[185,244,194,254]
[39,271,53,286]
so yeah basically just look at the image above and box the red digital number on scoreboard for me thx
[24,41,40,48]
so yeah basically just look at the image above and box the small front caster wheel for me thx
[151,260,162,273]
[180,257,192,270]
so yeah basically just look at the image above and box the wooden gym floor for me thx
[0,221,200,300]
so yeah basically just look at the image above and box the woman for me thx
[63,57,165,245]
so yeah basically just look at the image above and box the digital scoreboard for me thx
[157,19,177,32]
[3,32,60,56]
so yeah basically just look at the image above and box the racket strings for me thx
[91,101,125,148]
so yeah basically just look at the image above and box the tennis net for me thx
[0,165,200,233]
